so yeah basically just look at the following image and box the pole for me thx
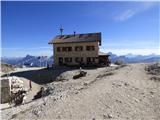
[29,80,32,90]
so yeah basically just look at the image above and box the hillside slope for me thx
[2,63,160,120]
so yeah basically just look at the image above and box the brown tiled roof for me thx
[48,32,101,45]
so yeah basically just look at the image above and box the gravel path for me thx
[2,63,160,120]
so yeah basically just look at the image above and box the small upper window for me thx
[57,47,61,52]
[61,47,72,52]
[75,46,83,51]
[86,46,95,51]
[68,47,72,51]
[62,47,67,52]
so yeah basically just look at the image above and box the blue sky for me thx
[1,1,160,57]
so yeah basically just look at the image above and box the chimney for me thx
[73,31,76,36]
[60,25,64,36]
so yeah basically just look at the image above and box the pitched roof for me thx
[48,32,101,45]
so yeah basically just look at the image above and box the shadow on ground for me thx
[1,65,102,85]
[1,68,73,85]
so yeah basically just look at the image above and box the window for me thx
[57,47,61,52]
[62,47,67,52]
[87,57,96,63]
[92,57,95,62]
[68,47,72,51]
[87,57,91,63]
[65,57,72,62]
[62,47,72,52]
[86,46,95,51]
[75,57,83,63]
[75,46,83,51]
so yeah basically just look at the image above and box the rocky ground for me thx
[0,63,15,75]
[1,63,160,120]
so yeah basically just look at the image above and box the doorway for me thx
[59,57,63,66]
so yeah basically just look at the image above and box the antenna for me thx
[73,31,76,36]
[60,25,64,36]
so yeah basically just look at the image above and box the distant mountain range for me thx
[1,55,53,67]
[107,52,160,63]
[1,52,160,67]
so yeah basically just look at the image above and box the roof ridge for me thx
[56,32,101,36]
[49,32,101,44]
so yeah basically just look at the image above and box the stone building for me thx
[49,32,110,66]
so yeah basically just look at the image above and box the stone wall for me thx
[1,76,25,104]
[1,78,11,103]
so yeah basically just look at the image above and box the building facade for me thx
[49,32,109,66]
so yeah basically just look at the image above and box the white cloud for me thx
[100,48,160,55]
[114,9,136,21]
[114,2,156,21]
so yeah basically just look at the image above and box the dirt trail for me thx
[3,64,160,120]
